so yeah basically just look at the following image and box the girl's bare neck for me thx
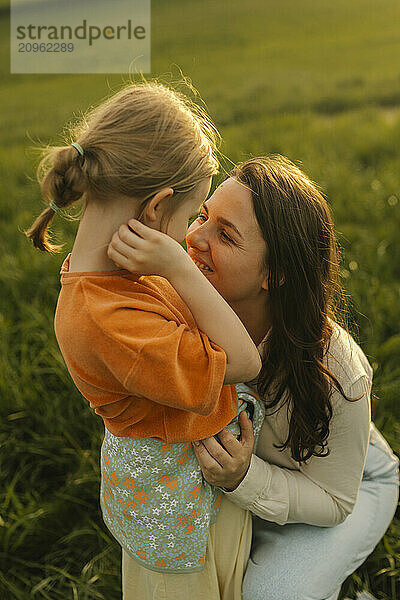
[68,249,120,273]
[69,201,136,272]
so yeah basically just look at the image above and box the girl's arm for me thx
[107,219,262,384]
[167,253,261,383]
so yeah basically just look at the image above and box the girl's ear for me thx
[143,188,174,223]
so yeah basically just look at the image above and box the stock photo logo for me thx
[16,19,146,47]
[10,0,151,73]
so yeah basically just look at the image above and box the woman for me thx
[186,155,399,600]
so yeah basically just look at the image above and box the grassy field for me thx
[1,0,399,597]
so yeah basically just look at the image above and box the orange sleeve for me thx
[124,319,228,416]
[90,304,228,416]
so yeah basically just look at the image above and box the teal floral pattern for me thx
[100,383,265,573]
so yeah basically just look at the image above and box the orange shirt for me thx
[54,253,238,442]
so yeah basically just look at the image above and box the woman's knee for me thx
[242,566,340,600]
[242,557,308,600]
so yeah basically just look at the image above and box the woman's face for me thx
[186,177,268,304]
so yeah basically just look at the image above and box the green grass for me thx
[1,0,399,597]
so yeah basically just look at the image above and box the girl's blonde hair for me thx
[25,80,220,253]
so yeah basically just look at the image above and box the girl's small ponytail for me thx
[24,144,88,253]
[25,79,220,254]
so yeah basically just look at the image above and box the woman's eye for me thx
[188,213,202,226]
[195,214,233,243]
[220,231,233,243]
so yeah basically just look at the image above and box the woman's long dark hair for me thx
[231,156,360,464]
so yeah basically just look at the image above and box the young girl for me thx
[25,81,265,599]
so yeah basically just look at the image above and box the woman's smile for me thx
[188,251,214,274]
[193,260,214,273]
[186,178,268,305]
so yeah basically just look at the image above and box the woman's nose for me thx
[186,222,209,251]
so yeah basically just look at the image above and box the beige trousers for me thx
[122,494,252,600]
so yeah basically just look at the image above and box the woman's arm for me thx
[195,376,371,527]
[108,219,262,384]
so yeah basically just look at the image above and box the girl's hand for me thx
[107,219,188,279]
[191,411,255,491]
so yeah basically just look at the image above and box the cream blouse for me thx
[220,320,380,527]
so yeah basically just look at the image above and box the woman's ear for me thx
[143,188,174,224]
[261,268,269,291]
[261,273,284,290]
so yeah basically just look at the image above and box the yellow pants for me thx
[122,494,252,600]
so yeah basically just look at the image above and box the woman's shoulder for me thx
[324,319,373,393]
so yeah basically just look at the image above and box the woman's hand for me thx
[192,410,255,491]
[107,219,188,279]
